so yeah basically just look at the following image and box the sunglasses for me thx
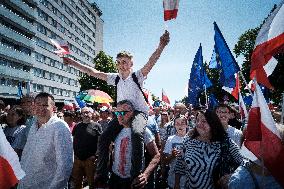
[114,111,130,117]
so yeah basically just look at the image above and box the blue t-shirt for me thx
[147,116,159,135]
[229,163,282,189]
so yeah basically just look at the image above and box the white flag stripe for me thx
[163,0,179,10]
[0,128,25,180]
[264,57,278,76]
[255,1,284,46]
[240,144,259,162]
[253,83,281,139]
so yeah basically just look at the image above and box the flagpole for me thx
[238,70,253,96]
[281,92,284,124]
[204,84,208,108]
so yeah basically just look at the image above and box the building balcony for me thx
[0,25,35,49]
[0,65,32,81]
[0,85,27,97]
[0,45,34,66]
[0,5,36,34]
[9,0,36,19]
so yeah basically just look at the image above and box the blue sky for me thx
[92,0,281,104]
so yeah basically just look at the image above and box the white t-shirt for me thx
[164,135,186,189]
[227,125,243,147]
[112,127,154,178]
[107,70,149,114]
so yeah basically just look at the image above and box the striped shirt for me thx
[175,136,243,189]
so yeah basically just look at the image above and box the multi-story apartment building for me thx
[0,0,103,102]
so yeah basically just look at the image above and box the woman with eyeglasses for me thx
[174,110,243,189]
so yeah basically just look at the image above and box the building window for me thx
[1,78,6,85]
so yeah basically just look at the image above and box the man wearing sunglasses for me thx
[109,100,160,189]
[65,31,170,186]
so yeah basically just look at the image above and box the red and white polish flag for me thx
[222,73,239,100]
[250,1,284,88]
[244,82,284,187]
[0,128,25,189]
[163,0,179,21]
[162,88,171,106]
[143,89,154,110]
[50,39,70,55]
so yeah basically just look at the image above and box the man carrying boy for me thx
[65,31,170,184]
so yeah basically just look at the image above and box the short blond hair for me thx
[116,51,133,60]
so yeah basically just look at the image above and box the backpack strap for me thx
[114,73,149,104]
[131,73,149,104]
[115,75,120,85]
[114,75,120,106]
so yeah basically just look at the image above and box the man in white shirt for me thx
[18,92,73,189]
[108,100,160,189]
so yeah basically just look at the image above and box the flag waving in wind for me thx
[188,44,212,106]
[163,0,179,21]
[213,22,240,88]
[222,73,240,100]
[244,82,284,187]
[50,39,70,55]
[250,1,284,89]
[162,88,171,105]
[0,128,25,189]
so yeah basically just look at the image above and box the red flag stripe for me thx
[231,74,240,100]
[163,0,179,21]
[251,27,284,88]
[164,9,178,21]
[244,120,284,187]
[244,83,284,187]
[0,156,18,189]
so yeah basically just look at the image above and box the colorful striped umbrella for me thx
[79,89,113,103]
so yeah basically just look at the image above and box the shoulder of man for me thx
[86,121,102,135]
[52,117,71,133]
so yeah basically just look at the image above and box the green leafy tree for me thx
[79,51,117,100]
[233,4,283,105]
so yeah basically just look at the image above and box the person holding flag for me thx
[64,31,170,186]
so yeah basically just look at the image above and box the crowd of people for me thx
[0,30,283,189]
[1,94,283,189]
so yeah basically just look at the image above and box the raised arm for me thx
[64,58,107,81]
[141,30,170,77]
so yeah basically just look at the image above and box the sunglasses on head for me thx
[114,111,130,117]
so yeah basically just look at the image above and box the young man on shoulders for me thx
[65,31,170,184]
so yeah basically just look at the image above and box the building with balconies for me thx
[0,0,103,102]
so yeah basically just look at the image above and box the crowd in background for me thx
[1,92,283,189]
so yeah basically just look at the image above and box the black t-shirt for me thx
[72,121,102,160]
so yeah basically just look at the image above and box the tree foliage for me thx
[79,51,117,100]
[233,4,283,105]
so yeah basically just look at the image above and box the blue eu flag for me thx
[208,94,219,110]
[188,44,212,106]
[213,22,240,88]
